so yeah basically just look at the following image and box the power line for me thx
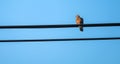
[0,37,120,42]
[0,23,120,29]
[0,23,119,42]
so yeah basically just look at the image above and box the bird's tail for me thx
[79,26,83,32]
[79,18,84,32]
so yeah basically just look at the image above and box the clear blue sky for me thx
[0,0,120,64]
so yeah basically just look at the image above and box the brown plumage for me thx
[76,15,84,32]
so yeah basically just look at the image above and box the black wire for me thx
[0,23,120,29]
[0,37,120,42]
[0,23,119,42]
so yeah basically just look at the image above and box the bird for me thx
[76,15,84,32]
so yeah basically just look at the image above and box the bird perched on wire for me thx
[76,15,84,32]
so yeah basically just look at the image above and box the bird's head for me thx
[76,15,80,18]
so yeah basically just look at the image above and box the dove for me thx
[76,15,84,32]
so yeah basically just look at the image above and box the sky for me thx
[0,0,120,64]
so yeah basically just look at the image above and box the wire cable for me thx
[0,23,120,29]
[0,23,119,42]
[0,37,120,42]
